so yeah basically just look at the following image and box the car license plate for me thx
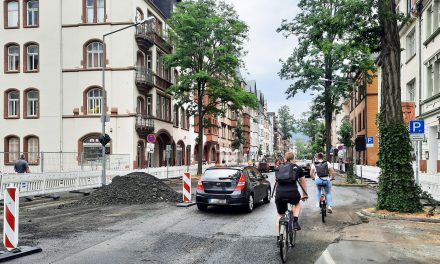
[208,199,227,204]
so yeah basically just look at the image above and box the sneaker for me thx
[293,221,301,231]
[328,206,333,213]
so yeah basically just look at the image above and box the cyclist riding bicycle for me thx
[310,153,336,213]
[275,152,308,243]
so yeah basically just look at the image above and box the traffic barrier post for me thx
[0,186,42,261]
[177,172,196,207]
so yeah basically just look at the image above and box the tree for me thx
[375,0,422,212]
[232,120,245,164]
[278,105,295,140]
[337,120,353,149]
[297,111,325,155]
[311,122,325,155]
[295,139,313,160]
[165,0,258,174]
[278,0,376,161]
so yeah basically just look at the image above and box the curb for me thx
[360,209,440,223]
[333,183,368,187]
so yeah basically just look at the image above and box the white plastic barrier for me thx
[0,165,212,199]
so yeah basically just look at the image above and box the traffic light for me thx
[98,134,111,146]
[355,136,366,151]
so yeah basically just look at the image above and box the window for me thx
[407,81,416,102]
[186,110,190,129]
[427,6,433,37]
[24,136,39,164]
[427,65,434,98]
[180,107,185,129]
[86,41,103,68]
[84,0,105,23]
[25,89,39,118]
[25,44,39,72]
[136,97,144,115]
[156,94,171,121]
[6,44,19,72]
[80,134,110,162]
[156,51,170,80]
[407,0,413,16]
[136,8,144,23]
[406,30,416,59]
[5,90,19,118]
[146,96,152,116]
[5,1,19,28]
[5,136,19,163]
[173,104,179,126]
[25,0,38,27]
[86,88,102,115]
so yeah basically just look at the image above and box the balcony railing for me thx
[135,66,154,93]
[154,74,173,91]
[135,114,155,136]
[135,23,172,54]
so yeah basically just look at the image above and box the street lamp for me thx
[100,17,156,187]
[318,78,357,170]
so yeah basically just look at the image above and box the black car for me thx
[196,166,271,212]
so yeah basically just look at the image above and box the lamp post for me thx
[101,17,156,187]
[318,78,357,172]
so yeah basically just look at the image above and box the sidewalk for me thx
[315,216,440,264]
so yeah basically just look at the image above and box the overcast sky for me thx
[224,0,311,118]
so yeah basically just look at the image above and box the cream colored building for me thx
[0,0,198,170]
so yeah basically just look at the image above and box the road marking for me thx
[322,249,336,264]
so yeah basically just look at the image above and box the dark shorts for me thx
[275,190,301,215]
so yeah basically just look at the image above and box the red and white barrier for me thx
[183,172,191,202]
[3,186,19,251]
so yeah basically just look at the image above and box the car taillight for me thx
[235,173,246,191]
[197,178,204,191]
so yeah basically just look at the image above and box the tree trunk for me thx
[325,109,332,161]
[380,0,402,123]
[197,83,205,175]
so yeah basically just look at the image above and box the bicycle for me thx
[317,178,334,223]
[278,203,296,263]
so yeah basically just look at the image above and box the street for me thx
[6,173,382,264]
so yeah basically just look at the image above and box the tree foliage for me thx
[278,0,377,160]
[165,0,258,174]
[295,139,313,160]
[277,105,295,140]
[337,120,353,148]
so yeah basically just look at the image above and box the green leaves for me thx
[338,120,353,147]
[277,106,296,139]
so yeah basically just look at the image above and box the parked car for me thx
[266,157,276,171]
[258,161,270,172]
[196,166,272,212]
[296,160,312,178]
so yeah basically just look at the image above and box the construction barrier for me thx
[183,172,191,202]
[3,186,18,250]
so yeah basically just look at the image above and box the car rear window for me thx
[203,169,241,180]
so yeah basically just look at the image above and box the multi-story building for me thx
[0,0,200,171]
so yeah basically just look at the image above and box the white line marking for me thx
[322,249,336,264]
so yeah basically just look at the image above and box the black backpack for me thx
[276,163,299,184]
[314,161,329,178]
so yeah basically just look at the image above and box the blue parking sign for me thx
[409,120,424,134]
[366,137,374,145]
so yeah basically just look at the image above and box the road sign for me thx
[366,136,374,148]
[147,134,156,143]
[410,134,425,141]
[409,120,424,134]
[146,143,154,153]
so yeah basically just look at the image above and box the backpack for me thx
[276,163,298,184]
[314,161,329,178]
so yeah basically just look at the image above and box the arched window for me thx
[24,43,39,72]
[173,104,179,127]
[135,8,144,23]
[4,135,19,164]
[83,0,105,23]
[86,87,103,115]
[79,133,110,163]
[5,1,19,28]
[24,89,39,118]
[136,97,144,115]
[186,109,190,129]
[86,41,103,68]
[24,0,38,27]
[4,89,19,118]
[24,136,39,164]
[136,51,145,67]
[5,43,19,72]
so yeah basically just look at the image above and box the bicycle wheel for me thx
[321,201,326,223]
[289,230,296,247]
[279,224,288,263]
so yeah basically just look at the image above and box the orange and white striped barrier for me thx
[3,186,19,251]
[183,172,191,202]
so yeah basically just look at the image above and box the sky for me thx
[224,0,312,118]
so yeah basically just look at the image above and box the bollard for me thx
[177,172,196,207]
[0,186,42,261]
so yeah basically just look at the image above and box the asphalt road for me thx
[8,172,377,264]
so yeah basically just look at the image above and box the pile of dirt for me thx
[78,172,182,205]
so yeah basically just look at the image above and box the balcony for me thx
[154,74,173,91]
[135,23,172,54]
[135,115,155,137]
[135,67,154,93]
[206,134,219,143]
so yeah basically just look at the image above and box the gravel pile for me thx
[78,172,182,205]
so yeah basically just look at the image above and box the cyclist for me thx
[275,152,308,243]
[310,153,335,213]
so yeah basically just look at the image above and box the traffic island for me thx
[333,180,368,187]
[361,207,440,223]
